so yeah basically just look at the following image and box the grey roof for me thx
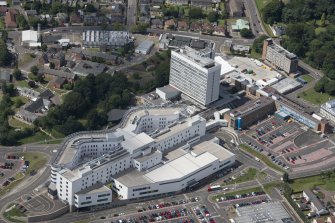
[73,60,108,77]
[43,68,76,80]
[18,109,38,121]
[0,69,11,82]
[25,98,45,113]
[136,40,154,52]
[52,76,66,85]
[107,109,127,122]
[70,48,118,61]
[39,89,54,100]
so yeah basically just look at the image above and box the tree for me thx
[85,4,96,13]
[325,80,335,95]
[16,14,29,29]
[0,40,12,66]
[28,80,36,88]
[240,28,253,38]
[282,172,289,182]
[314,77,328,93]
[12,68,22,80]
[41,44,47,52]
[14,98,24,108]
[252,35,269,54]
[30,66,39,76]
[207,11,218,23]
[49,62,55,69]
[189,7,203,19]
[130,23,149,34]
[262,0,284,25]
[85,110,107,130]
[320,13,326,27]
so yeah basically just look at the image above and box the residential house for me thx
[231,19,249,32]
[70,13,83,25]
[165,0,188,5]
[39,89,54,100]
[43,68,77,83]
[190,21,202,32]
[0,69,13,83]
[229,0,244,17]
[165,19,176,30]
[109,3,125,24]
[83,15,109,26]
[16,97,52,123]
[0,6,7,16]
[191,0,212,8]
[56,13,68,24]
[327,216,335,223]
[5,9,17,28]
[40,14,51,22]
[51,76,66,89]
[69,48,120,65]
[17,87,40,101]
[213,25,225,36]
[201,22,214,35]
[150,7,162,19]
[271,25,286,37]
[72,61,108,77]
[177,20,188,31]
[139,4,150,23]
[151,18,163,29]
[49,52,66,69]
[303,190,329,215]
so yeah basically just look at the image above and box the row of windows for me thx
[81,201,92,205]
[98,193,111,198]
[139,189,159,195]
[133,186,150,192]
[97,198,109,202]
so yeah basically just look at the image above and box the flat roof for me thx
[272,78,301,94]
[229,97,274,118]
[174,46,216,68]
[135,150,161,163]
[114,168,153,187]
[121,132,154,153]
[144,152,218,183]
[76,183,111,195]
[192,140,235,161]
[156,85,180,95]
[234,201,294,223]
[136,40,154,51]
[214,56,235,76]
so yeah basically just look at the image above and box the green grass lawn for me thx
[8,118,32,129]
[240,144,284,173]
[19,152,48,175]
[218,19,225,26]
[50,129,65,138]
[223,168,258,186]
[300,74,314,83]
[298,87,335,105]
[3,204,26,223]
[315,27,327,34]
[18,53,34,67]
[290,174,335,192]
[219,2,225,10]
[255,0,271,10]
[15,80,30,88]
[18,131,52,145]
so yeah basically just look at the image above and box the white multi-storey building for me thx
[169,47,221,106]
[262,38,298,74]
[49,107,235,211]
[320,99,335,123]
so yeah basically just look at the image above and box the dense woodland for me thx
[261,0,335,95]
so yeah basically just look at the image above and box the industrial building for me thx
[82,30,132,49]
[169,46,221,106]
[262,39,298,74]
[224,97,276,129]
[271,78,302,94]
[320,99,335,123]
[49,108,235,211]
[155,85,180,100]
[135,40,154,54]
[21,30,41,47]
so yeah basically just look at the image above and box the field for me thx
[4,204,26,223]
[8,118,32,129]
[19,152,48,175]
[300,74,314,83]
[298,87,335,105]
[290,174,335,192]
[18,131,52,144]
[223,168,258,186]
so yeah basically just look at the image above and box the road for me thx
[126,0,137,26]
[243,0,266,36]
[0,145,59,221]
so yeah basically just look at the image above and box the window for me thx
[97,198,108,202]
[86,196,91,200]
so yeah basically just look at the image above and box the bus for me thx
[208,185,221,192]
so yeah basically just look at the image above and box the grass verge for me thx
[18,131,52,144]
[300,74,314,83]
[298,87,335,105]
[254,0,274,37]
[222,168,258,186]
[213,186,263,200]
[3,204,26,223]
[239,144,284,173]
[289,174,335,192]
